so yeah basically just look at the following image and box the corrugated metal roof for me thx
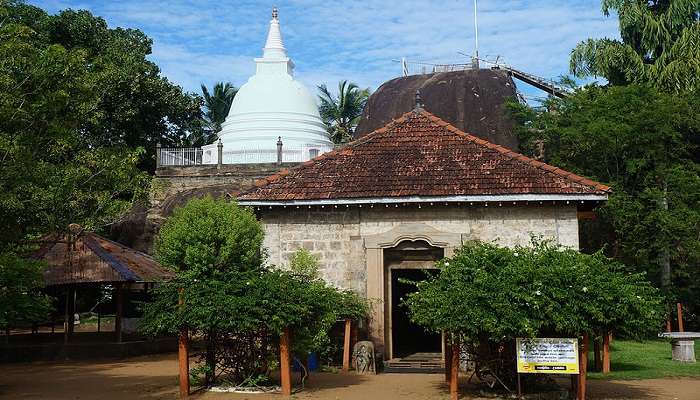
[33,232,173,287]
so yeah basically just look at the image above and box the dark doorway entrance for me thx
[390,268,441,358]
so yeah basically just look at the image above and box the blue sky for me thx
[31,1,619,100]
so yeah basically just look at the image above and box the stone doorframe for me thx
[363,223,463,360]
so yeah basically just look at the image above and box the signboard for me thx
[516,338,579,374]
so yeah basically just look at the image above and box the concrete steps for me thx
[384,352,444,373]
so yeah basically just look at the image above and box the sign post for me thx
[516,338,581,398]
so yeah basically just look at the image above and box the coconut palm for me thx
[570,0,700,92]
[201,82,237,134]
[318,80,370,145]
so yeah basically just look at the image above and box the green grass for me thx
[587,339,700,380]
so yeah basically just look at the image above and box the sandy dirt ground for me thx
[1,353,699,400]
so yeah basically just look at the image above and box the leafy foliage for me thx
[404,240,663,341]
[0,253,53,331]
[0,2,153,246]
[570,0,700,92]
[508,85,700,326]
[317,80,370,144]
[141,198,367,386]
[200,82,237,141]
[2,1,206,173]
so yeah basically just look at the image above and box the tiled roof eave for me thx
[239,193,609,207]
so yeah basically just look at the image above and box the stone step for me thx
[383,353,444,373]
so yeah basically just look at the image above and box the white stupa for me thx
[203,8,333,164]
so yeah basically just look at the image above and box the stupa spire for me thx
[263,7,287,59]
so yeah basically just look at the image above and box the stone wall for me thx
[112,163,290,253]
[257,204,579,297]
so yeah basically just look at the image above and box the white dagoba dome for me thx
[203,8,333,164]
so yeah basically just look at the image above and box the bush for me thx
[140,197,367,387]
[404,240,663,386]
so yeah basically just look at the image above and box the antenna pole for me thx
[473,0,479,69]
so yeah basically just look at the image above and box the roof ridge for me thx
[237,111,418,198]
[85,232,157,261]
[416,110,611,193]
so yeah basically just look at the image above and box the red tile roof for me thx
[238,109,610,203]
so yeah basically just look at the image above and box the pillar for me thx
[602,332,611,374]
[276,137,283,165]
[577,333,589,400]
[342,319,352,373]
[280,327,292,396]
[444,334,452,383]
[677,303,684,332]
[216,139,223,169]
[115,283,124,343]
[178,289,189,398]
[156,142,161,168]
[450,339,459,400]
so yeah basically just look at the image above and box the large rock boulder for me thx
[355,69,519,150]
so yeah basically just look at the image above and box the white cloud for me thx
[31,0,619,98]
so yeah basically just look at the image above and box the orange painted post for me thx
[444,335,452,382]
[666,319,672,333]
[577,333,589,400]
[450,339,459,400]
[178,289,189,399]
[342,319,352,373]
[677,303,684,332]
[602,332,611,374]
[593,339,602,371]
[280,327,292,396]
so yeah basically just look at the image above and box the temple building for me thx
[202,8,333,164]
[237,102,609,362]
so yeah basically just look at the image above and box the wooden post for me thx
[63,288,71,344]
[577,333,589,400]
[450,339,459,400]
[280,327,292,396]
[178,289,189,399]
[115,283,124,343]
[342,319,352,373]
[602,332,611,374]
[516,373,523,399]
[666,319,672,332]
[593,338,602,371]
[444,334,452,382]
[677,303,684,332]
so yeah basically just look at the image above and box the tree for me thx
[0,253,53,336]
[0,4,151,247]
[3,2,206,171]
[318,80,370,144]
[570,0,700,92]
[508,84,700,328]
[141,197,367,387]
[200,82,237,142]
[404,240,663,385]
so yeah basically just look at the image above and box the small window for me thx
[309,148,320,158]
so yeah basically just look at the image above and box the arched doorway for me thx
[384,240,443,360]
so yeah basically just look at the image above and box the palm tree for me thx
[201,82,237,135]
[570,0,700,92]
[317,80,370,145]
